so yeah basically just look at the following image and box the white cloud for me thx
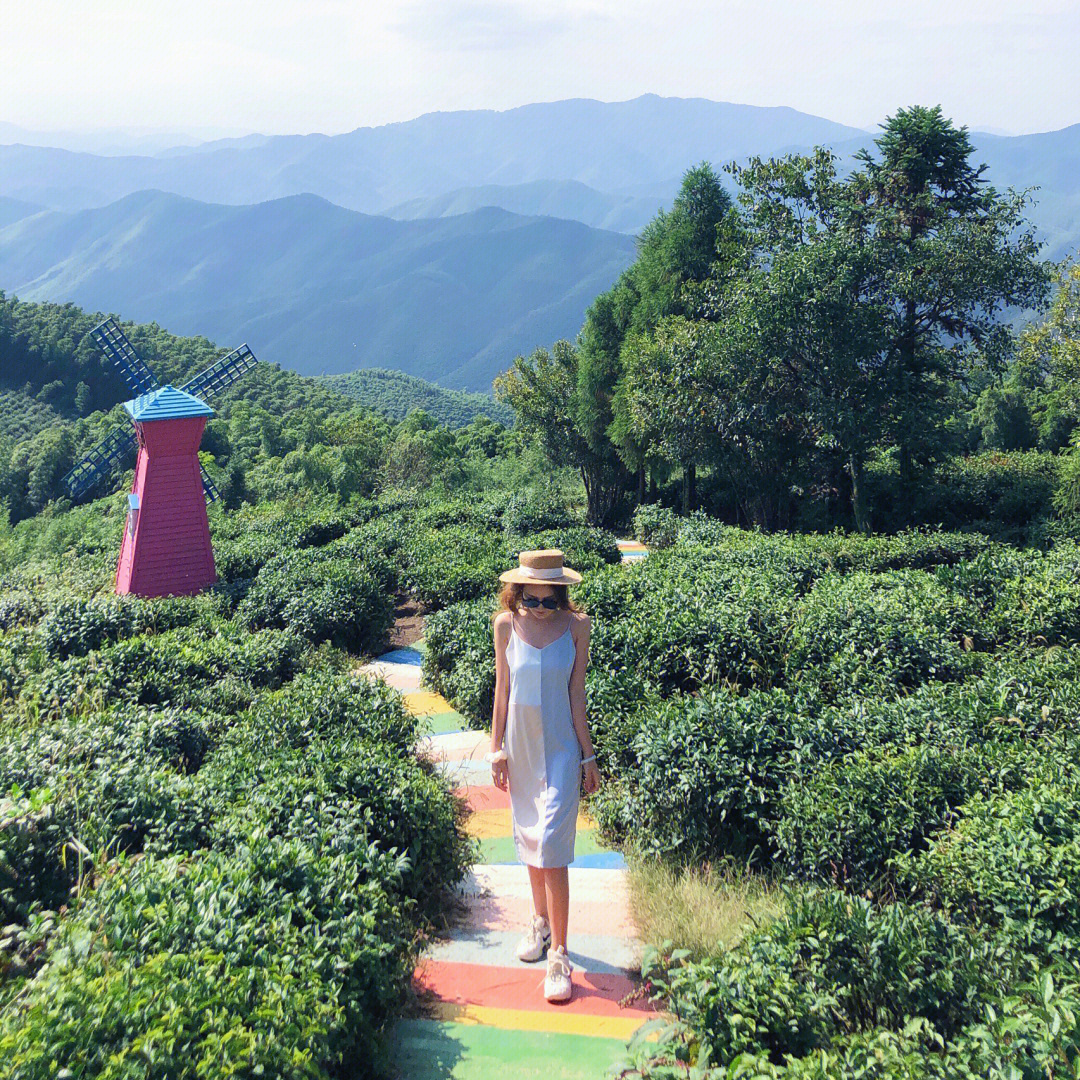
[0,0,1076,135]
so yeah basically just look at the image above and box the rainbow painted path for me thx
[358,538,655,1079]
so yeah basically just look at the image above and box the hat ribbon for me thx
[520,565,566,579]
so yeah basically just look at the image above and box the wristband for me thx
[580,754,596,765]
[484,749,508,764]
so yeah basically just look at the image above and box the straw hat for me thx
[499,548,582,586]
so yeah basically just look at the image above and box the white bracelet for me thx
[484,749,508,764]
[581,754,596,765]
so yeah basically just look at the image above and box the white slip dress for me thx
[505,610,582,867]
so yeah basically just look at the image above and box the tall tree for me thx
[722,109,1050,529]
[1013,256,1080,450]
[848,105,1050,488]
[494,341,629,526]
[584,163,733,510]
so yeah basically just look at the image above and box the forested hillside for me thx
[320,367,514,428]
[0,293,519,526]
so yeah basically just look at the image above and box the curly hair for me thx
[491,581,585,628]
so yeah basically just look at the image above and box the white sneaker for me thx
[544,944,573,1002]
[516,913,551,962]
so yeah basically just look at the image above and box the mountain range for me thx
[2,95,1079,392]
[0,190,635,391]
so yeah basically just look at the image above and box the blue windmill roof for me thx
[124,384,214,422]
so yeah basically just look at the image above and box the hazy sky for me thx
[3,0,1076,137]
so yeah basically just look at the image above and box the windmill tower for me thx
[61,318,261,598]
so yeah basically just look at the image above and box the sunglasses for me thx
[521,596,560,610]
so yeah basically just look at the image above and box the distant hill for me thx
[319,368,513,428]
[4,96,1079,259]
[0,195,41,227]
[0,295,514,452]
[0,293,358,425]
[0,190,636,391]
[0,96,867,214]
[0,121,242,156]
[387,179,667,235]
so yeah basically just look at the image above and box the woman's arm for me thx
[490,612,511,753]
[569,613,595,759]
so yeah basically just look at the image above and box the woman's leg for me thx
[527,865,549,921]
[543,866,570,950]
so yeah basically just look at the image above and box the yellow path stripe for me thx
[467,807,596,839]
[431,1002,661,1041]
[402,690,456,715]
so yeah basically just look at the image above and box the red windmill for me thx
[115,386,216,597]
[60,318,261,598]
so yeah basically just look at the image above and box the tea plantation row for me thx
[423,507,1080,1075]
[0,486,607,1077]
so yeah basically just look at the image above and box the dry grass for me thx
[626,852,781,960]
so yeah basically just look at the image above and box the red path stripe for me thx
[413,959,656,1018]
[453,786,511,813]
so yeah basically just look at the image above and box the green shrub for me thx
[771,742,1034,891]
[0,585,46,631]
[398,524,509,607]
[594,687,834,863]
[896,777,1080,946]
[21,623,306,711]
[237,549,394,652]
[624,959,1080,1078]
[0,703,221,922]
[0,839,417,1078]
[911,450,1061,539]
[421,595,498,725]
[785,569,986,694]
[498,488,577,535]
[633,503,681,547]
[635,890,998,1065]
[36,594,206,659]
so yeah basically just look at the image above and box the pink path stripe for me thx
[455,786,512,813]
[413,959,658,1019]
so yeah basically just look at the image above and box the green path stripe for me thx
[478,828,609,865]
[391,1018,630,1080]
[424,710,472,735]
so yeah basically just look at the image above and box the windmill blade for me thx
[180,344,259,404]
[201,464,221,504]
[61,423,138,502]
[90,318,159,397]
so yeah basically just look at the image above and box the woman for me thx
[486,548,601,1003]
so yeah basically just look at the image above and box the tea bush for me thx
[0,616,472,1074]
[771,741,1037,890]
[896,776,1080,946]
[36,593,208,659]
[237,548,395,652]
[0,703,218,925]
[785,569,987,694]
[590,687,825,862]
[636,890,1001,1063]
[20,622,306,711]
[0,839,418,1078]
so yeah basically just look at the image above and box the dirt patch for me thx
[390,593,428,649]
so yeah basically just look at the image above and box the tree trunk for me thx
[849,452,870,534]
[637,464,646,506]
[688,463,696,512]
[648,465,657,501]
[898,298,918,503]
